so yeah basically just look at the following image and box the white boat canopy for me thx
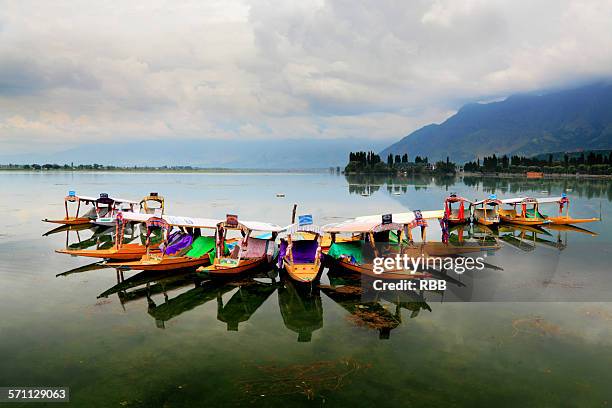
[235,220,285,232]
[164,215,220,229]
[322,209,444,233]
[283,223,323,235]
[501,197,538,205]
[534,197,565,204]
[108,196,140,205]
[118,212,154,223]
[66,194,98,203]
[473,199,502,206]
[118,212,220,229]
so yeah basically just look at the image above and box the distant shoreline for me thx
[0,167,332,174]
[461,171,612,180]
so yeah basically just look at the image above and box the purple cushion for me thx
[286,239,319,264]
[164,234,193,256]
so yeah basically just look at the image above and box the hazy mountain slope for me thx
[381,83,612,162]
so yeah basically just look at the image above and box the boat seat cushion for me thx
[240,237,272,258]
[327,241,364,264]
[164,234,193,256]
[186,236,215,259]
[291,239,319,264]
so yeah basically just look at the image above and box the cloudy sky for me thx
[1,0,611,155]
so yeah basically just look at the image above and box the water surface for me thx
[1,172,612,407]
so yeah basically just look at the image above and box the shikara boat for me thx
[471,195,502,226]
[278,214,324,284]
[198,215,283,277]
[443,194,472,225]
[43,191,99,225]
[107,215,220,271]
[93,195,141,227]
[55,212,156,261]
[322,210,445,280]
[498,197,551,226]
[139,192,165,215]
[536,194,600,225]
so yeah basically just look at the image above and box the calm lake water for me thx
[1,171,612,407]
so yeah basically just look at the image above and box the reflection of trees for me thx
[462,176,612,201]
[347,172,611,201]
[346,174,445,195]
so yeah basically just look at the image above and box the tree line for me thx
[463,151,612,175]
[345,151,455,175]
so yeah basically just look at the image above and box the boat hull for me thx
[43,217,91,226]
[107,256,211,271]
[284,261,323,284]
[474,217,499,226]
[447,218,469,225]
[200,257,269,277]
[56,244,154,261]
[546,216,600,225]
[500,216,550,226]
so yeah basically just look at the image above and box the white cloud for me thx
[0,0,611,154]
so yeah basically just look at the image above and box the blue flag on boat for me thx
[298,214,313,226]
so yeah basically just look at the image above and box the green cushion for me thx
[186,236,215,258]
[327,241,364,264]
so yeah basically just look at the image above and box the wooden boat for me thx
[322,210,445,280]
[278,214,324,284]
[443,194,472,225]
[107,215,220,271]
[92,195,141,227]
[94,192,165,227]
[471,195,502,226]
[198,215,283,277]
[536,195,600,225]
[139,192,165,215]
[55,212,156,261]
[56,243,156,261]
[43,191,98,225]
[498,197,551,226]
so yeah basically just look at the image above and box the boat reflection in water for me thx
[278,279,323,342]
[98,269,278,330]
[217,278,277,331]
[322,269,431,339]
[79,218,599,335]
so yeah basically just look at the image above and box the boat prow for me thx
[199,257,269,276]
[284,262,323,283]
[55,243,154,261]
[43,217,91,226]
[546,216,600,225]
[107,255,212,271]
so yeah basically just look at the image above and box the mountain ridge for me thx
[381,83,612,162]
